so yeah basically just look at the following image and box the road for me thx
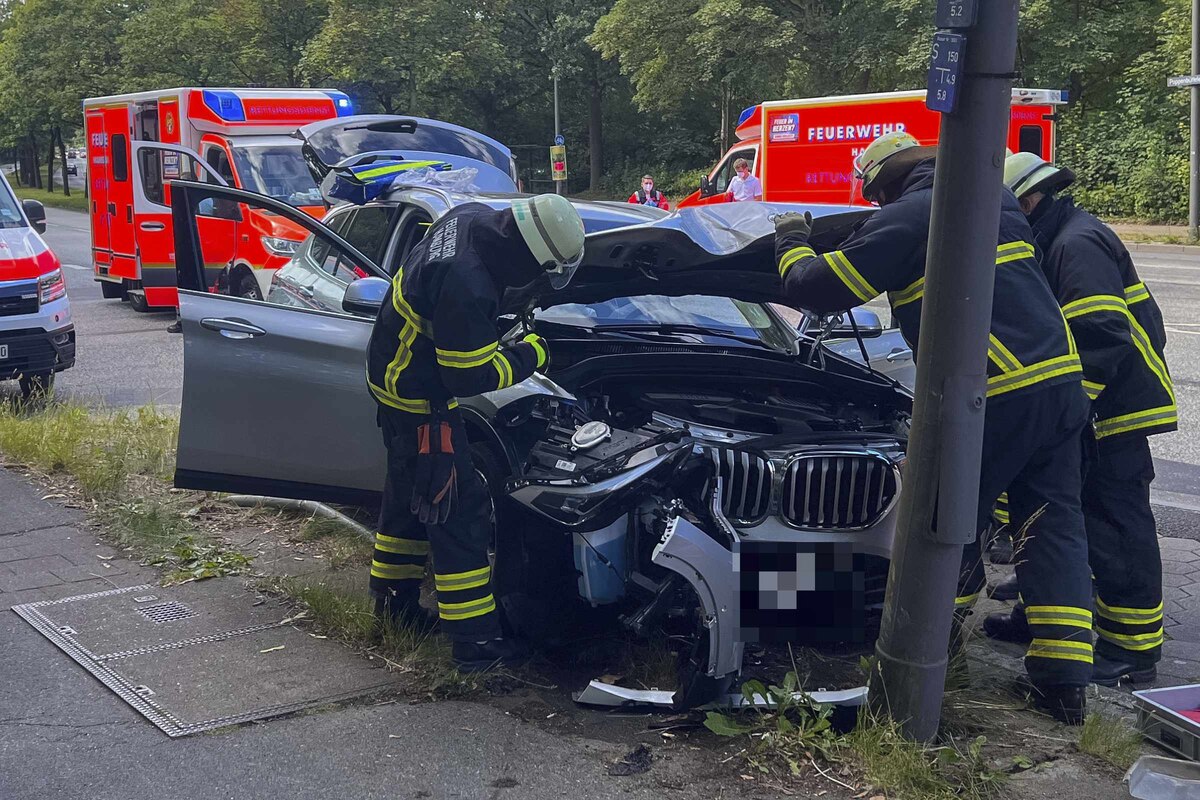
[18,207,1200,520]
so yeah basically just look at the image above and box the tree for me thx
[119,0,239,88]
[221,0,329,86]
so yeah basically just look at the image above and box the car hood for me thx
[501,202,873,315]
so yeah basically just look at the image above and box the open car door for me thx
[170,181,391,505]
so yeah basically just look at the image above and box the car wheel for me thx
[19,372,54,401]
[235,272,264,301]
[99,280,125,300]
[127,289,150,313]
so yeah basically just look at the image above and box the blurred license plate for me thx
[735,542,866,644]
[0,344,8,359]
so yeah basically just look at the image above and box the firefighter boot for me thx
[989,572,1020,602]
[452,638,528,673]
[983,604,1032,644]
[1091,654,1157,688]
[1016,676,1086,726]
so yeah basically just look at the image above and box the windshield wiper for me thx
[593,323,767,347]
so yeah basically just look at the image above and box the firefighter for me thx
[365,195,585,671]
[982,153,1175,686]
[773,132,1093,724]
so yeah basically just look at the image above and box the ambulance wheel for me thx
[100,281,125,300]
[19,372,53,401]
[235,272,263,301]
[128,291,150,313]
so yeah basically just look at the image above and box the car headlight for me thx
[261,236,301,256]
[38,269,66,304]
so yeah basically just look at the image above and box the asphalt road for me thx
[17,207,1200,533]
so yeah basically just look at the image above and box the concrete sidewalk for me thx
[0,466,779,800]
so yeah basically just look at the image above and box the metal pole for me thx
[553,69,563,196]
[867,0,1020,742]
[1191,0,1199,241]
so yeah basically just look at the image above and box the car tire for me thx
[99,280,125,300]
[19,372,54,401]
[235,272,263,301]
[127,289,150,313]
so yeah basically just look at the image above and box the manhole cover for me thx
[136,601,196,624]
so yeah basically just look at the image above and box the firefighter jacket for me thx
[776,160,1082,401]
[366,203,546,415]
[1031,195,1176,439]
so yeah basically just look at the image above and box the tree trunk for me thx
[588,79,603,192]
[57,127,71,197]
[46,132,56,193]
[719,80,730,156]
[32,133,43,189]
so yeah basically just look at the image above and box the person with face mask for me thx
[365,194,585,671]
[628,175,669,209]
[771,131,1093,724]
[725,158,762,202]
[982,153,1175,688]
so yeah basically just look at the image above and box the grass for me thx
[1116,231,1194,246]
[7,167,90,214]
[296,513,373,570]
[1078,713,1143,771]
[264,576,478,698]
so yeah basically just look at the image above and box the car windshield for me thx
[0,183,24,229]
[537,295,792,352]
[230,142,323,207]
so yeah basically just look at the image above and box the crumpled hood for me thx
[501,202,873,314]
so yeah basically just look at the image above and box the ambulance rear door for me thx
[85,109,112,276]
[101,105,138,282]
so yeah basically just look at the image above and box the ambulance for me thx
[83,87,354,311]
[677,88,1066,208]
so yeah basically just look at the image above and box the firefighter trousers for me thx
[1085,433,1163,667]
[369,407,501,642]
[957,381,1094,687]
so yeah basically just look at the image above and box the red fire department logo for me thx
[165,113,175,136]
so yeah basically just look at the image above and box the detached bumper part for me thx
[573,680,868,709]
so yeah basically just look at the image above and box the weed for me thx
[101,499,252,583]
[296,513,373,570]
[1078,712,1142,771]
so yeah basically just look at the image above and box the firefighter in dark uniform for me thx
[982,153,1176,686]
[773,132,1093,724]
[365,194,585,671]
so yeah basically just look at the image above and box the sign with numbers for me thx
[927,32,966,113]
[935,0,977,28]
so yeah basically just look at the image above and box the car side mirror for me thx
[22,199,46,234]
[828,308,884,339]
[343,276,390,317]
[699,176,714,197]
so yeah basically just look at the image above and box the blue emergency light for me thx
[736,106,757,127]
[201,90,246,122]
[324,91,355,117]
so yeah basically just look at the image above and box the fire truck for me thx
[677,88,1066,208]
[83,88,353,310]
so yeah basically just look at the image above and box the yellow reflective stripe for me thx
[1026,605,1093,629]
[986,354,1082,398]
[368,380,459,414]
[1096,598,1164,624]
[492,353,514,389]
[1096,628,1164,651]
[373,534,430,556]
[1027,637,1094,663]
[370,561,426,580]
[1125,282,1150,305]
[987,334,1023,373]
[384,320,421,396]
[390,270,433,337]
[1082,380,1105,400]
[779,246,815,278]
[1094,405,1178,438]
[357,160,444,180]
[435,565,491,592]
[996,492,1009,508]
[994,242,1036,265]
[823,251,878,303]
[436,341,499,369]
[997,240,1036,254]
[437,594,497,620]
[993,508,1011,524]
[889,276,924,308]
[1061,294,1128,320]
[1125,311,1175,403]
[954,593,980,607]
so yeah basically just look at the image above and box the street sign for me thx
[935,0,977,29]
[1168,75,1200,88]
[927,32,966,113]
[554,134,565,146]
[550,145,567,181]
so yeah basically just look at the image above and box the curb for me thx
[1122,241,1200,255]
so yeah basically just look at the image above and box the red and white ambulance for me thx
[678,88,1066,208]
[83,87,354,310]
[0,172,74,398]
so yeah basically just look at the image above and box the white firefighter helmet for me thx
[1003,152,1076,199]
[853,131,937,201]
[511,194,586,289]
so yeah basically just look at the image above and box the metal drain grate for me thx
[136,601,196,624]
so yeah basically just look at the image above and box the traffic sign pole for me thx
[553,69,563,196]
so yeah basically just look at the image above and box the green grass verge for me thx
[1078,713,1143,771]
[9,181,90,214]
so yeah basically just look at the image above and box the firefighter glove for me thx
[522,333,549,369]
[774,211,813,241]
[411,419,458,525]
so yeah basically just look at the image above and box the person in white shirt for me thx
[725,158,762,202]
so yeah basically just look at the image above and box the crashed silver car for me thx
[168,121,912,707]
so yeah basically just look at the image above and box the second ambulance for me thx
[84,88,353,310]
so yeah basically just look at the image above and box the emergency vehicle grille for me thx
[781,453,898,530]
[0,328,61,376]
[711,449,772,523]
[0,292,38,317]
